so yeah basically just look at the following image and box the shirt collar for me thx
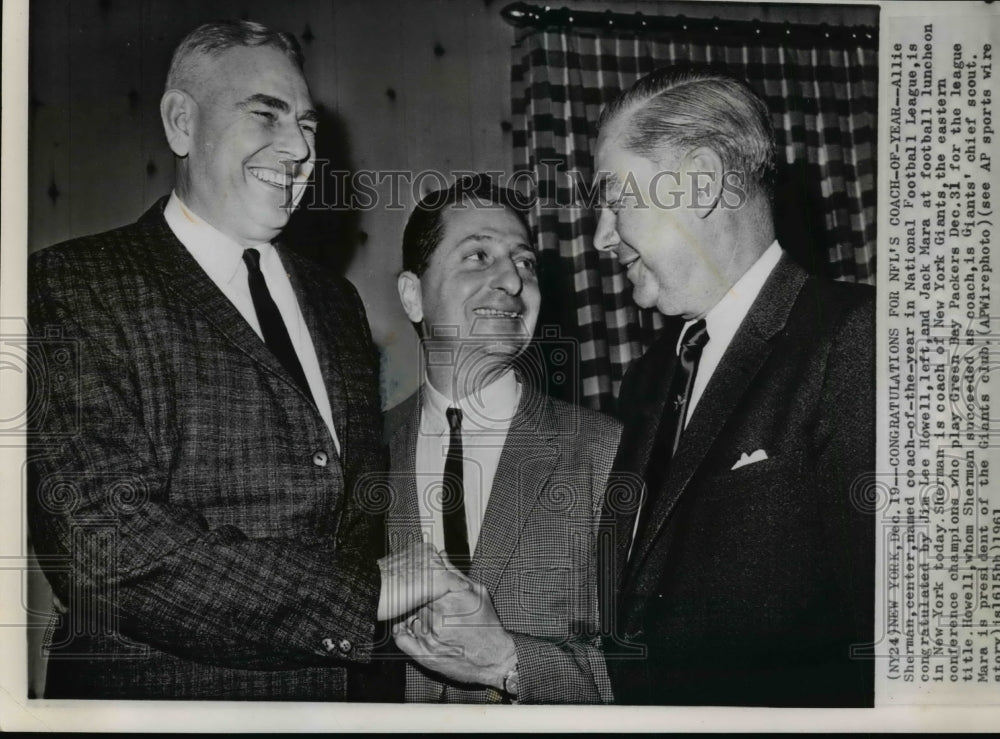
[420,368,521,435]
[163,190,274,286]
[678,239,783,354]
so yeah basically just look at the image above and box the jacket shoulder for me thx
[384,392,418,447]
[802,274,875,315]
[796,276,875,347]
[543,393,622,445]
[31,219,153,271]
[281,247,362,296]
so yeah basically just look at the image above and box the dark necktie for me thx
[634,319,710,541]
[242,248,312,400]
[442,407,471,574]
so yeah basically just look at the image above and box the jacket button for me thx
[338,638,352,654]
[312,450,329,467]
[321,637,336,653]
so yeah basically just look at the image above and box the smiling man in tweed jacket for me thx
[382,176,619,703]
[27,20,462,701]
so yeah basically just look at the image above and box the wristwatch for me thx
[501,663,520,698]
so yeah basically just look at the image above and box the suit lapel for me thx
[391,394,448,703]
[281,248,351,461]
[608,325,683,585]
[387,394,425,551]
[620,321,685,481]
[470,386,559,598]
[138,201,317,410]
[625,256,808,575]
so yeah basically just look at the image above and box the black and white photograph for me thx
[2,0,997,732]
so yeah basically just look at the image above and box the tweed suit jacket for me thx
[385,384,619,703]
[27,199,389,700]
[601,254,875,707]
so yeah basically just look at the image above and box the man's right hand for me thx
[376,542,470,621]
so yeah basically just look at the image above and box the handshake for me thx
[376,542,518,694]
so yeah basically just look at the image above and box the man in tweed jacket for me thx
[27,20,460,701]
[383,177,619,703]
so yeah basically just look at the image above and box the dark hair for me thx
[401,174,532,277]
[599,65,776,198]
[166,19,304,91]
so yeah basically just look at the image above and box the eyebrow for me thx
[460,233,535,252]
[239,93,319,124]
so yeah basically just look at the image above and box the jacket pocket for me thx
[698,449,806,502]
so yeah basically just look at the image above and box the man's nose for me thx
[274,120,312,163]
[491,257,523,296]
[593,207,620,251]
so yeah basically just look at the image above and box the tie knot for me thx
[446,406,463,433]
[242,248,262,272]
[680,319,709,352]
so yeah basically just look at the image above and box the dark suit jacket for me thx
[602,254,875,707]
[385,384,619,703]
[27,199,389,700]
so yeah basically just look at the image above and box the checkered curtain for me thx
[511,26,878,412]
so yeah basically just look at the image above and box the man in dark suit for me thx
[27,19,461,700]
[384,176,619,703]
[593,68,875,706]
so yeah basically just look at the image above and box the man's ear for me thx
[161,89,195,157]
[397,271,424,324]
[683,146,724,218]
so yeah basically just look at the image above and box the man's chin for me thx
[243,208,292,242]
[463,338,531,368]
[631,288,659,310]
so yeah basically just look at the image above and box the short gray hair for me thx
[599,66,776,197]
[166,19,303,91]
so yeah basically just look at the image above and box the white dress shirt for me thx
[163,191,341,454]
[678,239,783,426]
[414,369,521,555]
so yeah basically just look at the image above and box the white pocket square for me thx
[731,449,768,470]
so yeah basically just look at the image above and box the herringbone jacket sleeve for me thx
[503,409,618,705]
[27,239,382,671]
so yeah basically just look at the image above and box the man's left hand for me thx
[392,580,517,691]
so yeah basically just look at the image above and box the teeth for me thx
[249,168,290,188]
[474,308,521,318]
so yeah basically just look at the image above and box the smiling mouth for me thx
[249,167,292,189]
[473,307,522,318]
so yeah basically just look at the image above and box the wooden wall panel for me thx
[28,0,72,250]
[64,0,145,239]
[466,1,518,177]
[325,1,411,404]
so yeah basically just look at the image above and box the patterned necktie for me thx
[242,248,312,401]
[668,319,710,456]
[634,319,710,541]
[442,407,471,574]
